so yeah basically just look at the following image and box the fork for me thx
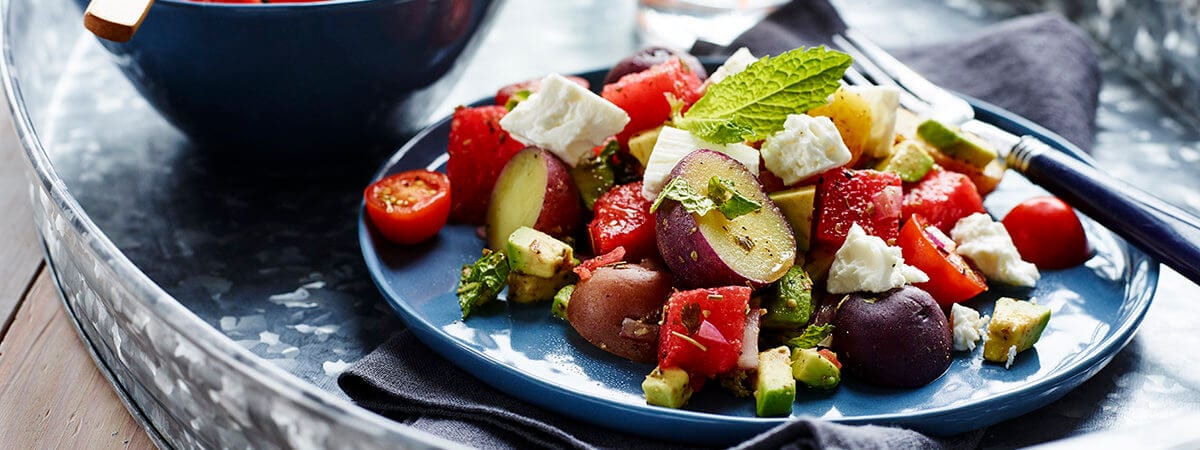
[833,29,1200,285]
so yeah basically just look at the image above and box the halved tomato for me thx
[898,214,987,306]
[364,170,451,245]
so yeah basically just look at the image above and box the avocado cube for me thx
[506,226,574,278]
[875,140,935,182]
[791,348,841,390]
[916,119,998,169]
[755,346,796,417]
[983,297,1051,364]
[761,267,815,330]
[628,126,663,167]
[551,284,574,320]
[643,366,692,408]
[507,271,573,304]
[769,185,817,252]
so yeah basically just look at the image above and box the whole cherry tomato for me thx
[364,170,451,245]
[1002,196,1090,269]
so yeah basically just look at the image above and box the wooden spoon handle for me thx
[84,0,155,43]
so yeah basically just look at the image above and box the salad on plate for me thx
[362,45,1091,416]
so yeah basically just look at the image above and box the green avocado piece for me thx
[643,366,693,408]
[755,346,796,417]
[768,185,817,252]
[507,271,573,304]
[791,348,841,389]
[916,119,997,169]
[875,140,935,182]
[506,226,574,278]
[551,284,574,320]
[983,297,1051,364]
[761,266,815,330]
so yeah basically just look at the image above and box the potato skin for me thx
[566,262,674,363]
[486,147,582,250]
[532,149,583,238]
[832,286,953,387]
[655,150,795,289]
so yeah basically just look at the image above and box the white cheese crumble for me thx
[827,223,929,294]
[1005,345,1017,369]
[640,126,760,201]
[706,47,758,86]
[842,86,900,159]
[761,114,852,185]
[950,303,989,352]
[951,213,1040,287]
[499,73,629,167]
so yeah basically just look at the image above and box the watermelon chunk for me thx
[902,168,987,233]
[588,182,657,261]
[658,286,750,379]
[813,168,903,249]
[446,105,528,224]
[601,58,704,145]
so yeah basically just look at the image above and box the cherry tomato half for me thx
[364,170,451,245]
[898,214,988,306]
[1002,196,1089,269]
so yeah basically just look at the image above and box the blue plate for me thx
[359,69,1158,446]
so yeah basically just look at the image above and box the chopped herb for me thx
[708,176,762,219]
[651,177,717,216]
[680,302,703,334]
[784,324,835,350]
[456,249,510,319]
[670,331,709,352]
[504,89,531,111]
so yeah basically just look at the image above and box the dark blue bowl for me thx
[80,0,502,162]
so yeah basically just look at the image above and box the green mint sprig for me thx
[674,47,851,144]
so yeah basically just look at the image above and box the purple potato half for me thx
[656,150,796,289]
[832,286,953,388]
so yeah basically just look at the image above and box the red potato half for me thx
[566,262,674,363]
[486,147,582,251]
[656,150,796,288]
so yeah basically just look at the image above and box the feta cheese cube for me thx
[950,213,1040,287]
[499,74,629,167]
[641,126,760,201]
[950,303,989,352]
[827,223,928,294]
[707,47,758,86]
[843,86,900,159]
[761,114,852,185]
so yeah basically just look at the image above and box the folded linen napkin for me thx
[339,2,1102,448]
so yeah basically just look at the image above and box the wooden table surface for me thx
[0,103,153,447]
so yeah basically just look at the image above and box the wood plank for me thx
[0,104,45,335]
[0,269,153,449]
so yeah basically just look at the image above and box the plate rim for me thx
[358,68,1159,445]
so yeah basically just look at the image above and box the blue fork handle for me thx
[1009,136,1200,283]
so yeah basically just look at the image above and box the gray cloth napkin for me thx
[339,2,1102,448]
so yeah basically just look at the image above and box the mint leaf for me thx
[784,324,834,350]
[708,176,761,220]
[676,47,851,144]
[456,249,510,319]
[650,177,716,216]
